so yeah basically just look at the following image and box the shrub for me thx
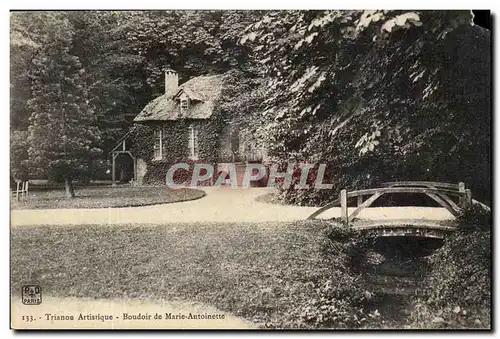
[279,224,382,329]
[271,162,341,206]
[292,278,380,329]
[456,204,491,231]
[407,228,491,328]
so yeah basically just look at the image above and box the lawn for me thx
[10,219,489,329]
[10,186,205,210]
[11,220,367,328]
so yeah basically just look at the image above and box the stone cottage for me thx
[111,69,267,186]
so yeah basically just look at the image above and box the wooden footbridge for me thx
[307,181,490,238]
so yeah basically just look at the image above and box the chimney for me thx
[164,69,178,98]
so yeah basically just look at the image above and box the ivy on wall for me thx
[131,112,225,185]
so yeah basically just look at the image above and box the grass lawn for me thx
[10,186,205,210]
[11,220,487,329]
[11,220,356,328]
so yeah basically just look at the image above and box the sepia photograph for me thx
[9,9,491,330]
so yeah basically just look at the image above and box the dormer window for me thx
[180,93,189,115]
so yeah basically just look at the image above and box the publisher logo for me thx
[22,285,42,305]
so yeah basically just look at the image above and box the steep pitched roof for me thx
[174,87,203,102]
[134,74,225,122]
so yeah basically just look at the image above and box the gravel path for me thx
[10,187,455,226]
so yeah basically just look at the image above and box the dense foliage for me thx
[408,229,491,327]
[10,10,490,203]
[241,10,490,204]
[11,12,102,196]
[131,121,220,186]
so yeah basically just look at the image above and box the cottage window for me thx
[188,125,199,159]
[180,97,189,115]
[153,128,163,160]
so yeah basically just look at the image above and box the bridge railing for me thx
[307,181,474,224]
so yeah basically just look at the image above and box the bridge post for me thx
[357,195,363,207]
[464,189,472,208]
[459,182,465,207]
[340,189,348,225]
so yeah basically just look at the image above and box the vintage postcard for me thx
[10,9,491,330]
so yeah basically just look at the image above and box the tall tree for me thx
[241,10,490,204]
[67,11,144,156]
[10,12,39,182]
[10,12,39,130]
[24,12,101,197]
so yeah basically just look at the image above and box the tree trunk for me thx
[64,177,75,199]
